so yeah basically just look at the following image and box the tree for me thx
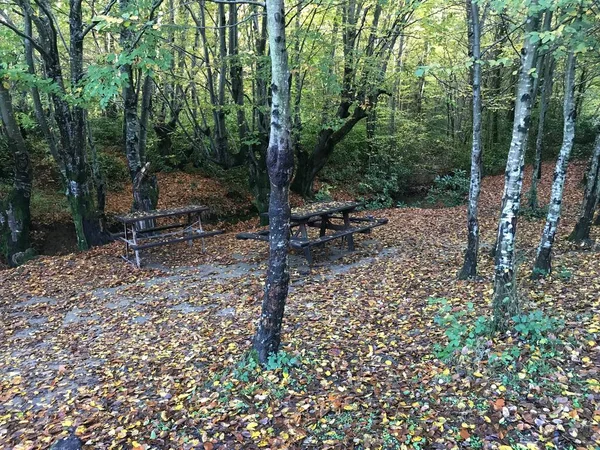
[527,10,555,211]
[532,51,577,278]
[492,4,541,331]
[458,0,484,280]
[0,81,32,265]
[569,127,600,243]
[7,0,107,250]
[119,0,160,214]
[253,0,294,364]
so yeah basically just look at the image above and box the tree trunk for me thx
[532,52,577,278]
[492,8,541,331]
[569,130,600,243]
[291,106,367,196]
[120,0,158,214]
[458,0,482,280]
[253,0,294,365]
[247,6,270,219]
[0,82,33,266]
[528,14,555,210]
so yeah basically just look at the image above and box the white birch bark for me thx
[253,0,294,365]
[492,8,541,330]
[532,51,578,277]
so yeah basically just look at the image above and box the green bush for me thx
[89,116,123,148]
[0,136,12,182]
[358,155,411,209]
[425,169,469,207]
[98,151,129,190]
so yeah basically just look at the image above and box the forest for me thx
[1,0,600,447]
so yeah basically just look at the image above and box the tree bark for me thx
[458,0,482,280]
[16,0,106,250]
[0,82,33,266]
[120,0,159,214]
[247,5,270,219]
[569,130,600,243]
[532,52,577,278]
[253,0,294,365]
[492,8,541,331]
[528,13,555,210]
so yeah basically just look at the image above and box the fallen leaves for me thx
[0,161,599,448]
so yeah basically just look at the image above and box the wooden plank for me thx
[115,204,209,224]
[236,232,270,242]
[290,201,362,221]
[289,223,382,249]
[130,230,223,250]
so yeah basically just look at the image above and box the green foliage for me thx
[512,310,564,345]
[314,183,333,202]
[431,298,564,364]
[425,170,469,207]
[429,298,490,361]
[89,116,123,148]
[0,137,12,182]
[519,203,548,221]
[97,151,129,190]
[358,153,411,209]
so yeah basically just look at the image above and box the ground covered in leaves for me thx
[1,161,599,449]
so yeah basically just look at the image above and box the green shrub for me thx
[0,136,12,182]
[425,169,469,207]
[89,116,123,148]
[358,152,411,209]
[98,151,129,190]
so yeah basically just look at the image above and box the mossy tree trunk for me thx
[120,0,159,216]
[569,130,600,243]
[17,0,107,250]
[0,82,33,266]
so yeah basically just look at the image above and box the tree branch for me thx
[81,0,118,38]
[0,15,49,59]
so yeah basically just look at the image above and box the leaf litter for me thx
[0,160,599,449]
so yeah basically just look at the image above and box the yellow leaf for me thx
[160,411,168,421]
[246,422,258,431]
[473,371,483,378]
[62,419,73,427]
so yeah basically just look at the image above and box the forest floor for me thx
[1,161,600,450]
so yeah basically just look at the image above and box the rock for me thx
[50,433,83,450]
[216,307,235,317]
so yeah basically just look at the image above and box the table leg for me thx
[187,213,193,247]
[132,225,141,268]
[299,223,312,263]
[343,211,355,251]
[198,212,206,252]
[319,214,329,237]
[124,222,129,261]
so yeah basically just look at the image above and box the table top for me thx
[290,201,362,221]
[115,204,209,224]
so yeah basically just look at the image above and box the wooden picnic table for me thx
[116,204,223,268]
[237,201,387,264]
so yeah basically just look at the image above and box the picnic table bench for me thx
[236,201,387,264]
[116,204,223,268]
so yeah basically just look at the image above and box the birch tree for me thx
[458,0,483,279]
[492,5,541,331]
[532,51,577,277]
[253,0,294,364]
